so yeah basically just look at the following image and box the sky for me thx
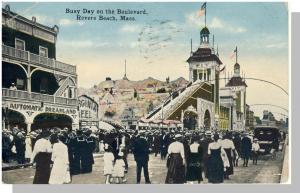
[3,2,289,120]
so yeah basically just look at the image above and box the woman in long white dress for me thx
[103,144,115,184]
[49,134,71,184]
[25,134,32,162]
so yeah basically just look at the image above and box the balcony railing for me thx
[2,88,77,106]
[2,45,76,74]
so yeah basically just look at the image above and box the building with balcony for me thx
[2,5,79,133]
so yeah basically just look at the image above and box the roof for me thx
[234,63,240,68]
[187,47,222,64]
[200,27,210,34]
[226,76,247,87]
[2,7,58,35]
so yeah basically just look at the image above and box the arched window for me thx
[68,87,73,98]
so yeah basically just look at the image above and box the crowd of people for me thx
[2,124,285,184]
[100,128,284,184]
[2,125,30,165]
[2,125,97,184]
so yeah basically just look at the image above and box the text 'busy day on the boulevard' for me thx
[65,8,148,22]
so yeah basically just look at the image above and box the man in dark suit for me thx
[160,131,169,160]
[200,132,212,178]
[241,133,252,167]
[133,130,151,184]
[232,133,242,166]
[81,129,96,173]
[72,129,87,175]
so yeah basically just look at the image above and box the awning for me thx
[89,125,99,132]
[98,121,116,132]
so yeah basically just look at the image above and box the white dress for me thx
[103,152,114,175]
[99,141,105,153]
[25,136,32,159]
[112,159,125,177]
[49,142,70,184]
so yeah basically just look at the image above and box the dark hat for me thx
[58,133,66,142]
[40,130,51,138]
[50,133,59,144]
[213,133,219,141]
[76,129,83,135]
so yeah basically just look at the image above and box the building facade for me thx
[2,5,79,133]
[220,87,235,130]
[219,105,230,130]
[142,25,222,131]
[222,58,247,131]
[245,104,255,130]
[261,110,277,126]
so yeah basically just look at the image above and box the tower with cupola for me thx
[226,47,247,130]
[187,23,223,129]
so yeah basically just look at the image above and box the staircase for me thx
[54,77,74,97]
[148,81,205,120]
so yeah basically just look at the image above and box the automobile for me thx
[254,126,280,154]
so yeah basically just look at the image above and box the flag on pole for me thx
[230,47,237,59]
[197,2,206,17]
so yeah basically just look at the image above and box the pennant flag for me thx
[197,2,206,17]
[230,47,237,59]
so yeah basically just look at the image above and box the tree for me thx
[157,87,166,93]
[254,116,262,125]
[133,88,138,98]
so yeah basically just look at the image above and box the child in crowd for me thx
[112,151,127,184]
[252,138,260,165]
[103,144,115,184]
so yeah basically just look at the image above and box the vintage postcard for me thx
[1,1,289,184]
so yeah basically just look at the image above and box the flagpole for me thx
[213,34,214,50]
[236,46,238,63]
[205,3,207,27]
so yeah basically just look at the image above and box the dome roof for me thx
[200,27,210,34]
[234,62,240,69]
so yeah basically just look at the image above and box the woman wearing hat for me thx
[103,144,114,184]
[165,134,186,184]
[221,132,237,180]
[31,130,52,184]
[49,134,71,184]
